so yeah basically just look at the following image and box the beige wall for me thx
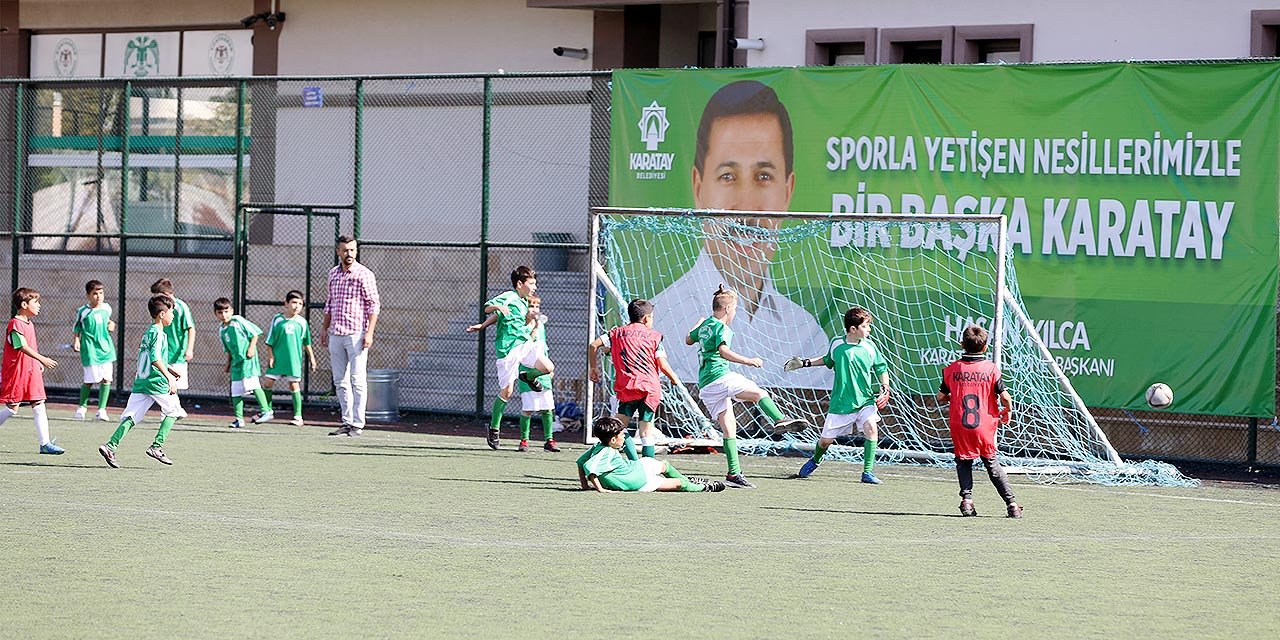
[748,0,1280,67]
[276,0,593,74]
[21,0,249,29]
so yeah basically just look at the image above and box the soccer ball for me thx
[1145,383,1173,409]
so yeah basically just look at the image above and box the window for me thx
[879,27,954,64]
[955,24,1033,63]
[1251,10,1280,56]
[805,28,877,65]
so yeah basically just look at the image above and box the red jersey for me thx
[607,323,665,409]
[940,355,1005,460]
[0,317,45,404]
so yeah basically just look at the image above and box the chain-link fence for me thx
[0,72,1274,469]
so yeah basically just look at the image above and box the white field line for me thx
[1,497,1277,549]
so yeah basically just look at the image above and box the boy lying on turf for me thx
[576,416,724,493]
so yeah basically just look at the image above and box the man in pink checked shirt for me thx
[320,235,381,437]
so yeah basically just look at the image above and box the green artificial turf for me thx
[1,407,1277,639]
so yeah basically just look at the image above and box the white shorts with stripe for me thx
[232,376,262,397]
[120,391,183,422]
[819,405,880,439]
[169,362,190,390]
[496,341,540,390]
[520,389,554,412]
[697,372,764,420]
[83,363,114,384]
[638,457,668,492]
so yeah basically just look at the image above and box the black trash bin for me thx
[532,232,575,272]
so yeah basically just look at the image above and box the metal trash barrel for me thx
[366,369,401,423]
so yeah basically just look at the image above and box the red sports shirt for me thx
[940,355,1005,460]
[0,317,45,404]
[606,323,665,409]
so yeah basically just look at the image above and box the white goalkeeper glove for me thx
[784,357,810,372]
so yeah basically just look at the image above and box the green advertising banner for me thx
[608,63,1280,417]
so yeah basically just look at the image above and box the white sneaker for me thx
[173,407,188,419]
[96,409,111,422]
[73,407,87,420]
[289,416,304,426]
[252,410,275,424]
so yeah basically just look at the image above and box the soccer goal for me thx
[587,206,1192,486]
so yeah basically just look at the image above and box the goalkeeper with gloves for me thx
[785,306,889,484]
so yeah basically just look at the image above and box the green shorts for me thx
[617,400,656,423]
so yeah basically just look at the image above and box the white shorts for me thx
[638,457,668,492]
[169,362,189,390]
[520,389,554,412]
[83,362,114,384]
[264,374,301,384]
[120,391,183,422]
[819,405,881,439]
[496,341,540,390]
[698,372,764,420]
[232,376,262,397]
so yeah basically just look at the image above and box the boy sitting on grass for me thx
[577,416,724,493]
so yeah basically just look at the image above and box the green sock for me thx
[642,444,656,458]
[151,416,177,448]
[232,396,245,420]
[519,415,531,440]
[724,437,741,475]
[622,434,639,461]
[541,411,554,441]
[812,444,828,464]
[758,396,785,423]
[98,384,110,411]
[489,397,507,431]
[291,391,303,418]
[78,385,91,408]
[863,438,877,473]
[662,464,702,492]
[253,388,271,414]
[107,417,134,449]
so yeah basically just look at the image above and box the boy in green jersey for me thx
[686,285,809,489]
[466,266,555,450]
[577,416,724,493]
[72,280,116,421]
[514,295,559,452]
[262,290,316,426]
[786,306,891,484]
[214,298,273,429]
[98,295,185,467]
[150,279,194,400]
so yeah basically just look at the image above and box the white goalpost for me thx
[586,206,1191,486]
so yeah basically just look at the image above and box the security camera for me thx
[729,37,765,51]
[241,11,286,29]
[240,14,259,27]
[265,11,285,28]
[553,47,589,60]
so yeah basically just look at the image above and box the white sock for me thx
[32,404,50,446]
[0,405,15,426]
[639,437,655,447]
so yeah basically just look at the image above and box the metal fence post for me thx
[474,76,493,417]
[11,83,23,303]
[115,81,133,390]
[353,78,364,239]
[1247,417,1259,466]
[232,81,246,311]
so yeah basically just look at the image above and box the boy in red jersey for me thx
[587,299,682,459]
[0,288,64,454]
[937,325,1021,518]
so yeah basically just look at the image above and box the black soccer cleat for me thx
[486,429,500,450]
[771,418,811,434]
[518,371,545,392]
[959,498,977,517]
[724,473,757,489]
[696,478,726,492]
[1007,501,1023,519]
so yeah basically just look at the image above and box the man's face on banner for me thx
[693,112,795,291]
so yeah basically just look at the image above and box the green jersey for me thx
[689,316,733,387]
[485,290,531,358]
[164,297,193,364]
[575,443,648,491]
[516,321,551,394]
[73,303,116,367]
[133,324,171,395]
[219,315,263,382]
[265,313,311,378]
[824,337,888,414]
